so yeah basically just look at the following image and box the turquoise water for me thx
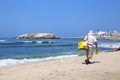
[0,38,79,59]
[0,38,120,67]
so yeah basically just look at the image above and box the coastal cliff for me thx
[17,33,60,39]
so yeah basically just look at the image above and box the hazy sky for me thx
[0,0,120,37]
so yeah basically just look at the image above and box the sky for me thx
[0,0,120,37]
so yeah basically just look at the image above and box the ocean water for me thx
[0,38,120,67]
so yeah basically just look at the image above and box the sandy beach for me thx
[0,51,120,80]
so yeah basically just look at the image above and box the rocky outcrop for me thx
[17,33,60,39]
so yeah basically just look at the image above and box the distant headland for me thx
[16,33,60,39]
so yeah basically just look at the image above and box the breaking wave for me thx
[0,40,6,42]
[0,40,55,45]
[0,55,78,68]
[99,43,120,48]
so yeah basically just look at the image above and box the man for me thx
[84,30,98,64]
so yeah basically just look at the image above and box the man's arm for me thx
[83,35,88,41]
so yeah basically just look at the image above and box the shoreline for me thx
[0,51,120,80]
[0,51,108,68]
[0,54,78,68]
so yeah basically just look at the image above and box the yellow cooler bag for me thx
[78,41,89,50]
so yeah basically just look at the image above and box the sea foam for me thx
[0,40,6,42]
[99,43,120,48]
[0,55,77,68]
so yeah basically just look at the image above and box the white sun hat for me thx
[88,30,95,35]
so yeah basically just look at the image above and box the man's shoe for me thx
[85,60,89,65]
[88,60,91,64]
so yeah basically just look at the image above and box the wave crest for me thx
[0,55,77,68]
[99,43,120,48]
[0,40,55,45]
[0,40,6,42]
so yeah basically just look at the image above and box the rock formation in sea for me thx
[17,33,60,39]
